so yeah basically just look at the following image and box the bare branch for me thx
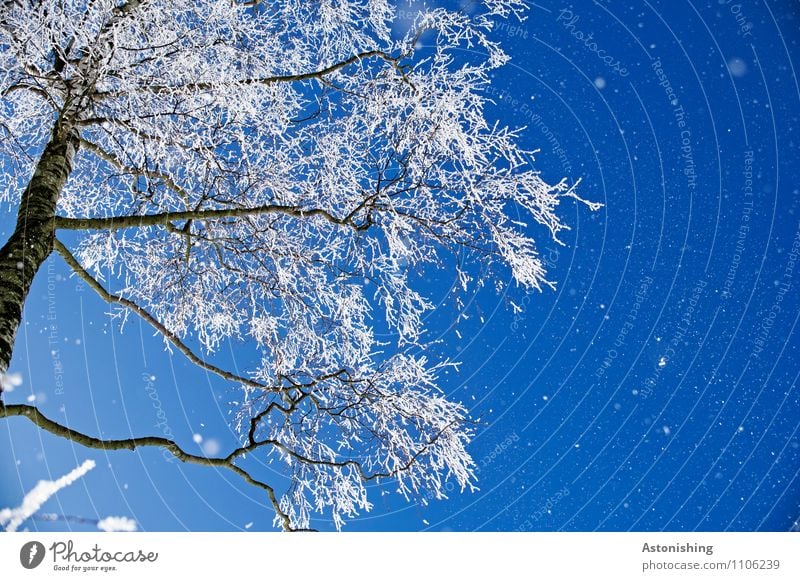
[0,402,297,531]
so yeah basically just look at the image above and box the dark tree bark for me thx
[0,126,77,376]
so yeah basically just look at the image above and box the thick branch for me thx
[53,238,275,391]
[94,50,412,97]
[54,203,362,231]
[0,402,295,531]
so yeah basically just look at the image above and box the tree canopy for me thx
[0,0,598,530]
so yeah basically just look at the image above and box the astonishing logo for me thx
[19,541,46,569]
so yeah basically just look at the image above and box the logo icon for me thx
[19,541,46,569]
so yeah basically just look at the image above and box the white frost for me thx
[97,516,138,532]
[0,460,95,532]
[0,372,22,392]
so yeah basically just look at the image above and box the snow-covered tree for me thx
[0,0,598,530]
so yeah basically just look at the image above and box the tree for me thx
[0,0,598,530]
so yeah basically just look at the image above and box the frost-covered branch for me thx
[54,203,363,232]
[93,49,415,97]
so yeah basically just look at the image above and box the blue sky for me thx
[1,0,799,532]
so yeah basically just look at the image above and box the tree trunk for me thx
[0,127,78,376]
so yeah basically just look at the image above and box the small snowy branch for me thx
[0,459,95,532]
[96,516,138,532]
[36,513,138,532]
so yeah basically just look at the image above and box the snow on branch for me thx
[0,460,95,532]
[96,516,138,532]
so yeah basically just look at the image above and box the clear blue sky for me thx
[2,0,799,532]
